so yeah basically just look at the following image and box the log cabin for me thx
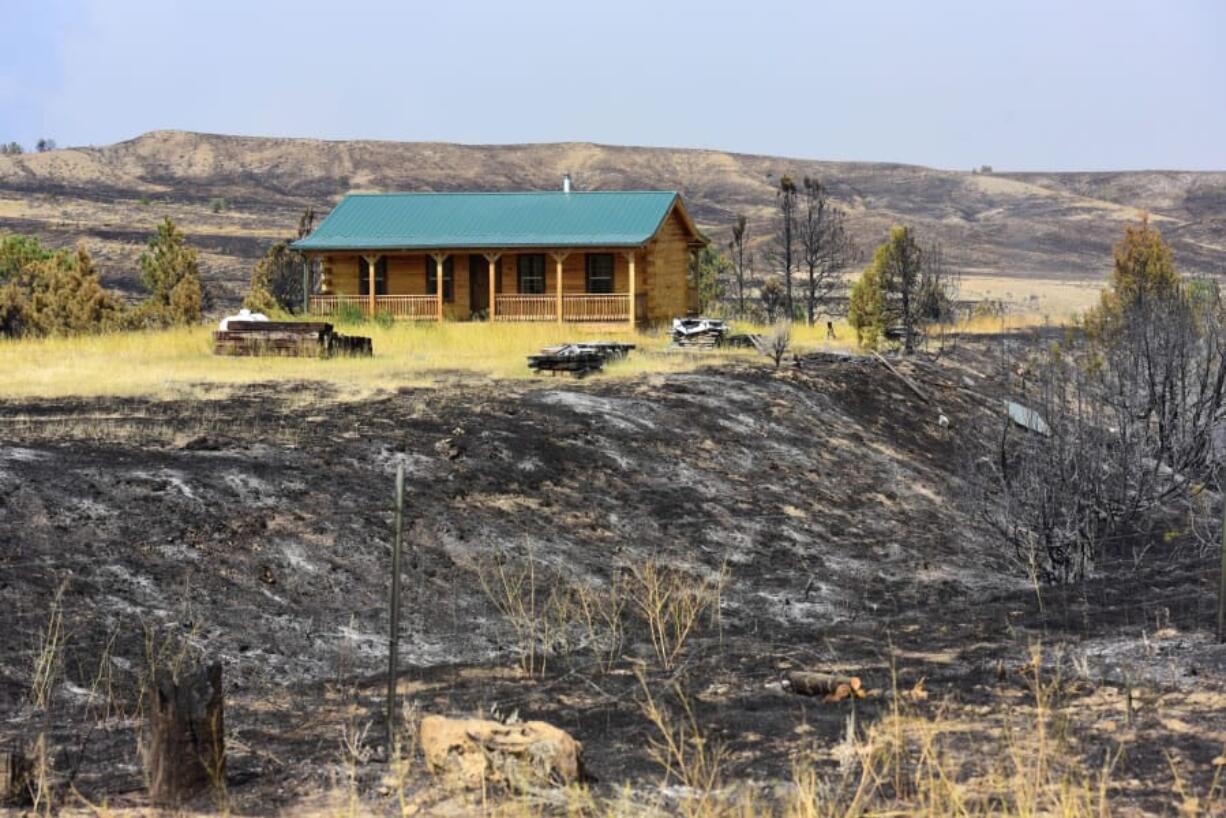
[290,180,706,327]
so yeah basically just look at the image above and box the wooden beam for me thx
[871,351,930,403]
[431,253,448,322]
[363,254,380,317]
[552,252,568,324]
[484,252,501,322]
[625,250,636,330]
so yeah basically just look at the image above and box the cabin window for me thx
[358,257,387,296]
[585,253,614,294]
[517,254,546,294]
[426,256,455,302]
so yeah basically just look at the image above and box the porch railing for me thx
[494,294,557,321]
[563,294,630,321]
[308,292,644,323]
[495,293,635,322]
[310,294,438,319]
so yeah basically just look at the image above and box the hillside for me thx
[0,130,1223,304]
[5,342,1225,812]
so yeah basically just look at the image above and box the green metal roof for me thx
[290,190,688,252]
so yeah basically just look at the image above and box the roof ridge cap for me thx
[342,189,678,196]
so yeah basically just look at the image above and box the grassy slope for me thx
[0,316,1060,400]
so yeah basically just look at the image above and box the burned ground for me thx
[2,346,1225,814]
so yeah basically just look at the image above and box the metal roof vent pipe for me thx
[562,172,572,193]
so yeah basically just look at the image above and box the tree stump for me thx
[1,750,32,806]
[145,663,225,806]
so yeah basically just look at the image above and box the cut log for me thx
[420,715,583,790]
[786,671,866,700]
[144,663,225,806]
[0,750,32,806]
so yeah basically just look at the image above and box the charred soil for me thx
[2,345,1224,814]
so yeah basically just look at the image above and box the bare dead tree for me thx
[770,176,798,320]
[796,177,858,326]
[730,215,749,318]
[974,342,1137,581]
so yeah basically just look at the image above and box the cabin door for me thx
[469,254,489,317]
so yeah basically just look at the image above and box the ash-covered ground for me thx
[2,343,1225,814]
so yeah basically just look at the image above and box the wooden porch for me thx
[306,248,648,325]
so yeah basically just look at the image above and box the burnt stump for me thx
[144,663,225,806]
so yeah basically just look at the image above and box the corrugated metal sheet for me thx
[291,191,681,251]
[1005,400,1052,435]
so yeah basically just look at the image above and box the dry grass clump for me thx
[477,548,727,677]
[623,560,727,671]
[635,669,729,818]
[29,580,67,711]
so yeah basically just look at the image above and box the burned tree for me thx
[770,176,799,320]
[729,214,749,318]
[796,177,857,326]
[974,220,1226,582]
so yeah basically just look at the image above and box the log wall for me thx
[314,206,697,324]
[644,209,694,321]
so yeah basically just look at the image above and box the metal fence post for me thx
[387,464,405,752]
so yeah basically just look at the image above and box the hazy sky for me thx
[1,0,1223,171]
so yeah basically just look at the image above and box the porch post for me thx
[431,252,448,322]
[363,254,380,316]
[301,255,311,315]
[625,250,637,330]
[484,252,501,322]
[551,252,568,324]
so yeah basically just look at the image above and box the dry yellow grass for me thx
[0,284,1101,400]
[0,322,751,400]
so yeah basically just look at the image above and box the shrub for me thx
[765,321,792,369]
[0,244,125,338]
[0,235,53,282]
[128,217,204,328]
[848,225,956,351]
